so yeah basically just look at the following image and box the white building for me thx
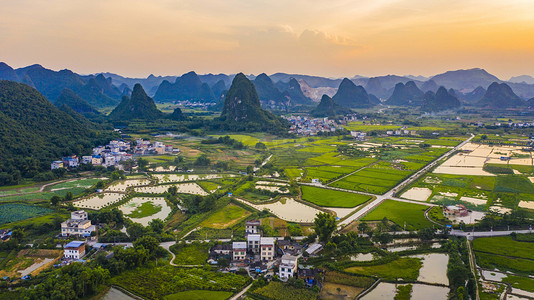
[81,156,93,164]
[232,242,247,261]
[61,210,96,237]
[51,161,63,170]
[245,220,260,234]
[260,237,275,261]
[279,254,298,280]
[64,241,86,259]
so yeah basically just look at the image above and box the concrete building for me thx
[279,254,298,280]
[64,241,86,259]
[232,242,247,261]
[247,234,261,254]
[245,220,260,234]
[260,237,275,261]
[51,161,63,170]
[61,210,96,237]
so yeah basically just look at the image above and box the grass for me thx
[345,257,422,281]
[285,168,303,179]
[197,181,220,193]
[473,236,534,260]
[163,290,233,300]
[495,176,534,194]
[110,266,250,299]
[170,243,210,265]
[301,186,371,208]
[362,200,433,230]
[126,201,162,218]
[200,204,251,229]
[502,275,534,292]
[395,284,413,300]
[475,252,534,274]
[252,281,318,300]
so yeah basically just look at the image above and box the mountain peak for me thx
[332,78,372,108]
[476,82,524,108]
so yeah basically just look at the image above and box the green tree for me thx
[64,191,73,201]
[194,154,211,166]
[137,158,148,171]
[357,222,369,234]
[314,212,337,243]
[148,219,165,234]
[168,186,178,196]
[50,195,61,205]
[127,223,146,241]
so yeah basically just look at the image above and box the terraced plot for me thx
[362,200,433,230]
[301,186,371,208]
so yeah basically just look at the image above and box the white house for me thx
[51,161,64,170]
[64,241,86,259]
[279,254,298,280]
[245,220,260,234]
[61,210,96,237]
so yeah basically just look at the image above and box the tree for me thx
[137,158,148,171]
[218,257,229,268]
[64,191,73,201]
[50,195,61,206]
[246,165,254,174]
[314,212,337,243]
[168,186,178,196]
[194,154,211,166]
[148,219,164,234]
[126,223,146,241]
[255,142,266,150]
[357,222,369,234]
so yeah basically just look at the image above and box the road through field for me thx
[336,134,474,228]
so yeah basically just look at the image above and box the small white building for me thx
[81,156,93,164]
[245,220,260,234]
[51,161,64,170]
[64,241,86,259]
[260,237,275,261]
[279,254,298,280]
[232,242,247,261]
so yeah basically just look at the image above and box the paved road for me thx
[337,134,474,228]
[450,228,533,238]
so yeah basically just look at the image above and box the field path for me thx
[327,161,379,185]
[337,134,474,228]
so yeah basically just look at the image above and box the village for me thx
[50,138,180,170]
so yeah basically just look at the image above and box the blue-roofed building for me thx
[64,241,86,259]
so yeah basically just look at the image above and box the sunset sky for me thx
[1,0,534,79]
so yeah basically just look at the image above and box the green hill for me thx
[109,84,163,120]
[310,94,352,117]
[219,73,288,133]
[476,82,525,109]
[55,89,101,117]
[0,80,113,185]
[421,86,461,112]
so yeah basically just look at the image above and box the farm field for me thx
[0,178,102,203]
[119,197,172,226]
[73,193,124,209]
[134,183,208,195]
[106,179,151,192]
[110,266,249,299]
[200,204,251,229]
[362,200,433,230]
[473,236,534,260]
[163,290,232,300]
[330,167,412,195]
[0,204,53,225]
[170,242,210,265]
[153,174,231,184]
[235,197,321,223]
[252,281,318,300]
[345,257,422,281]
[474,235,534,275]
[301,186,372,208]
[0,249,62,278]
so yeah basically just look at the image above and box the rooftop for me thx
[65,241,85,248]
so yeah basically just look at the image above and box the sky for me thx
[1,0,534,79]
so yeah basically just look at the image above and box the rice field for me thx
[106,179,151,192]
[235,197,321,223]
[153,174,231,183]
[73,193,125,210]
[134,183,208,195]
[119,197,173,226]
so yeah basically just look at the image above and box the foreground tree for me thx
[314,212,337,243]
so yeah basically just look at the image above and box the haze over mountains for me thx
[2,62,534,112]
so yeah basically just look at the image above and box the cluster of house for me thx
[209,220,320,282]
[471,121,534,128]
[385,126,417,136]
[51,140,133,170]
[133,138,180,155]
[285,116,341,136]
[51,138,180,170]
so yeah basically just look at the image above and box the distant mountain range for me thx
[2,62,534,111]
